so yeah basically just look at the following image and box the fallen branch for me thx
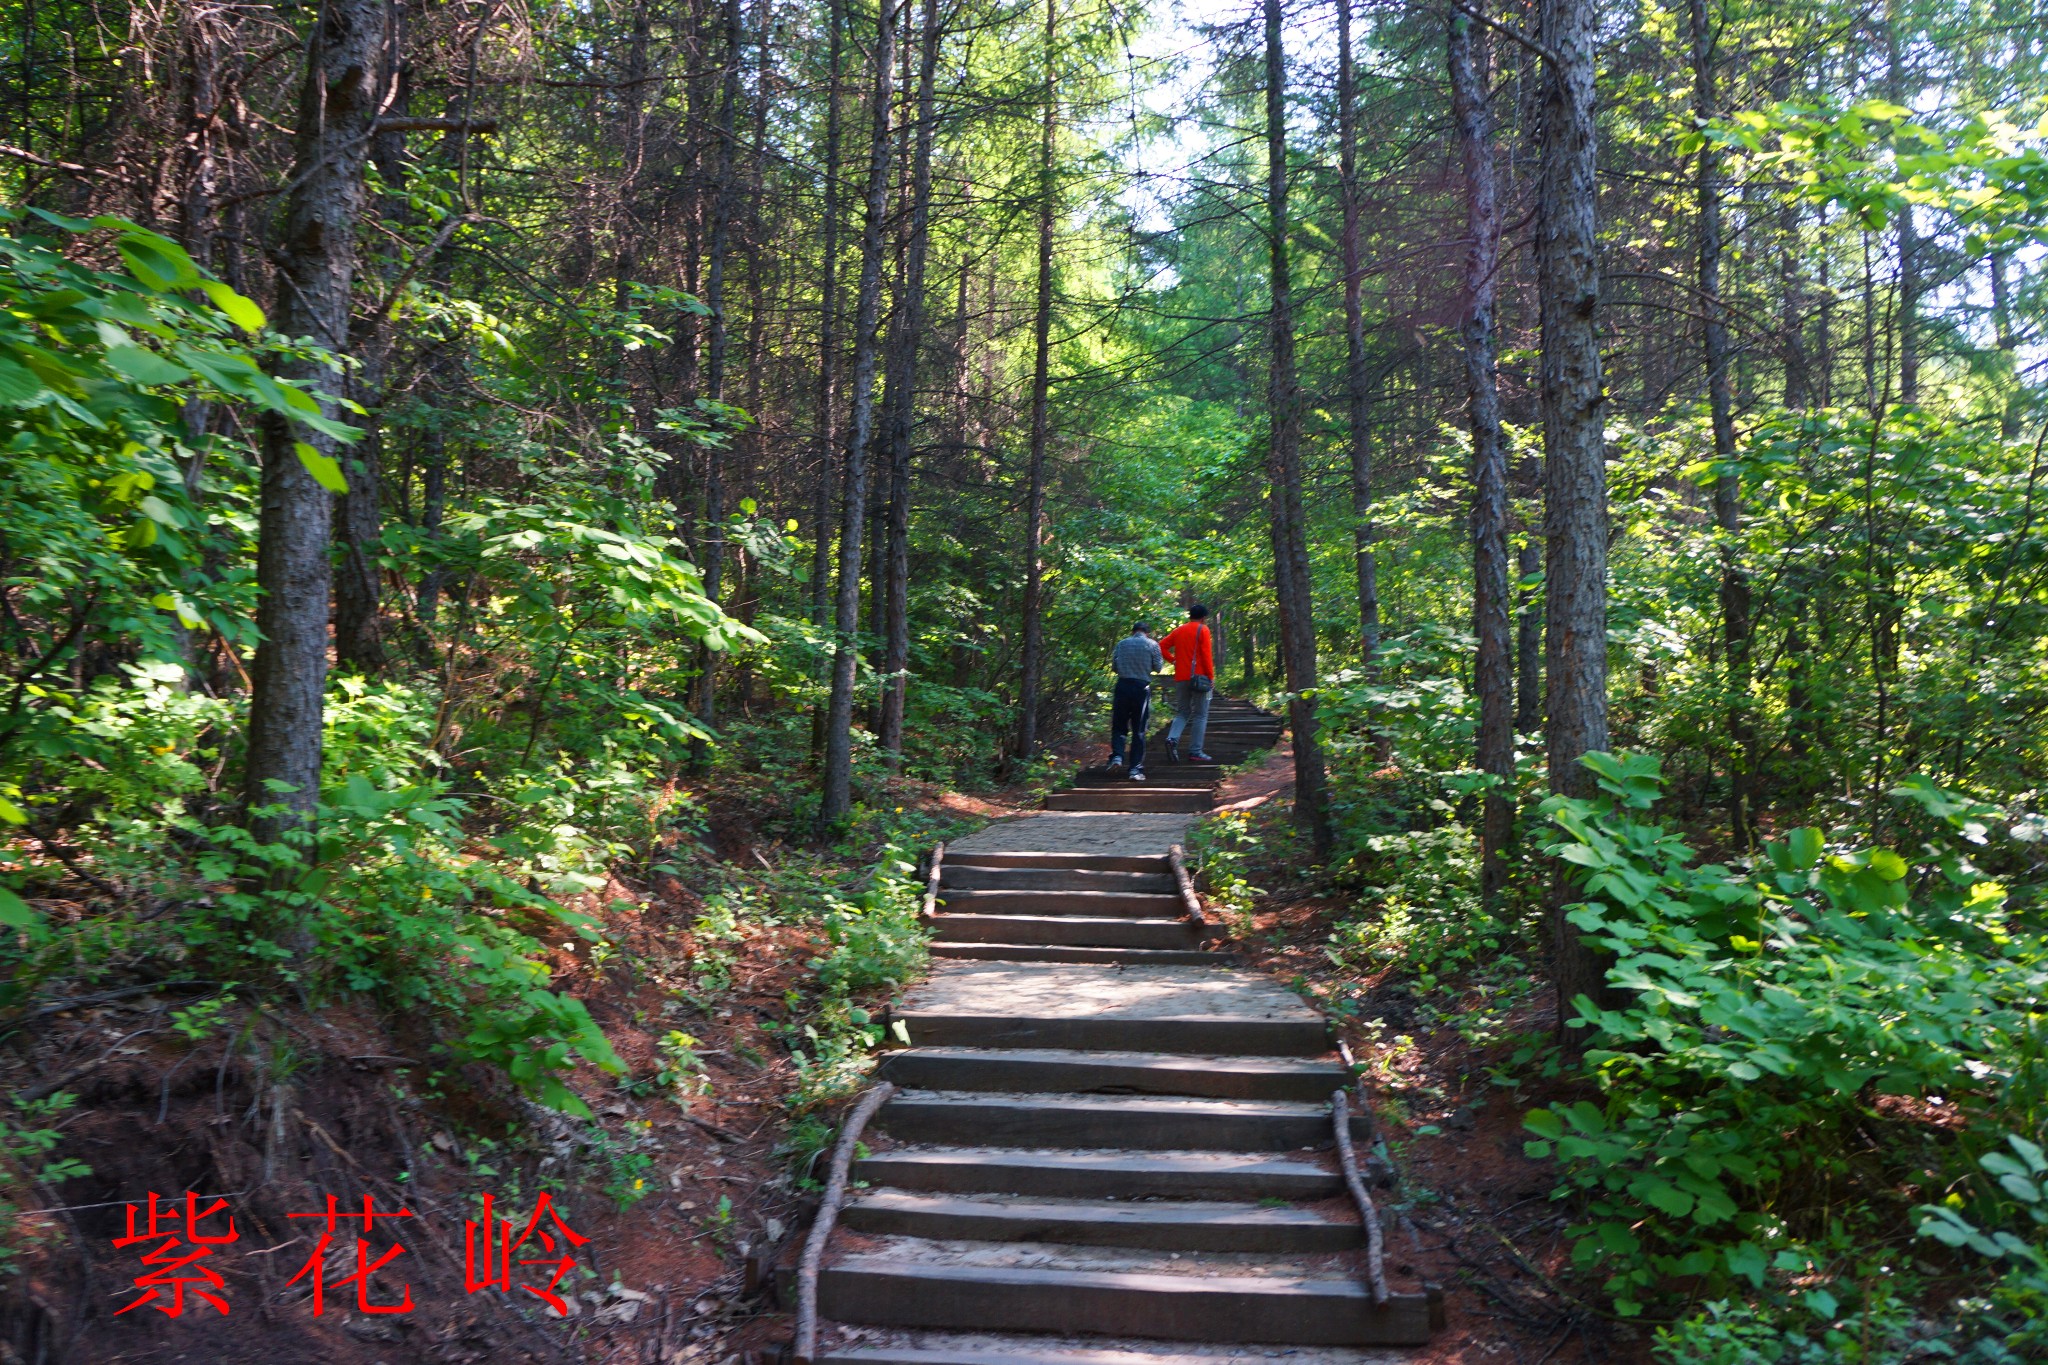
[920,842,945,922]
[794,1082,897,1365]
[1167,844,1212,935]
[372,116,500,135]
[1333,1089,1390,1305]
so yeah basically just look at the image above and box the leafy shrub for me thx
[1322,824,1530,998]
[178,776,623,1116]
[1527,752,2047,1318]
[814,844,927,996]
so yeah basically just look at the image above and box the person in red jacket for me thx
[1158,604,1216,763]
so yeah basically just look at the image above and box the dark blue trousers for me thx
[1110,677,1151,766]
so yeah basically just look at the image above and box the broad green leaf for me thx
[199,279,266,333]
[0,356,44,405]
[295,442,350,494]
[105,345,192,386]
[116,234,200,291]
[0,887,36,930]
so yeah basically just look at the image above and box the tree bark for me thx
[1335,0,1378,663]
[1991,251,2020,437]
[1886,5,1918,405]
[245,0,388,841]
[334,46,413,677]
[1537,0,1610,1032]
[1263,0,1330,855]
[1012,0,1056,765]
[694,0,745,749]
[1451,12,1513,904]
[818,0,900,830]
[809,0,848,759]
[877,0,940,763]
[1690,0,1752,848]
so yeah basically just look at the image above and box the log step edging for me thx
[816,1259,1434,1347]
[839,1190,1361,1253]
[896,1011,1329,1056]
[875,1090,1372,1151]
[852,1146,1346,1201]
[877,1046,1349,1102]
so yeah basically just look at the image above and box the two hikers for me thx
[1106,621,1163,780]
[1158,604,1216,764]
[1104,605,1216,778]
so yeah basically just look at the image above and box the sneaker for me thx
[1190,752,1216,763]
[1105,755,1125,771]
[1164,737,1180,763]
[1129,767,1147,782]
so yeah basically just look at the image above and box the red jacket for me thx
[1159,620,1213,681]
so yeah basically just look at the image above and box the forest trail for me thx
[800,687,1439,1363]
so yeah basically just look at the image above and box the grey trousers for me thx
[1166,679,1210,754]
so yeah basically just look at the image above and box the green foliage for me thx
[813,844,929,997]
[1326,826,1493,991]
[1527,752,2048,1320]
[776,842,930,1113]
[1187,810,1263,935]
[0,1093,90,1277]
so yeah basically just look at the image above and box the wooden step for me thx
[929,943,1219,967]
[1075,769,1221,787]
[944,853,1170,873]
[897,1010,1326,1056]
[877,1047,1349,1102]
[816,1256,1433,1346]
[818,1331,1413,1365]
[924,914,1201,951]
[875,1091,1361,1151]
[936,889,1186,917]
[840,1191,1359,1253]
[940,866,1176,893]
[1044,789,1212,813]
[853,1147,1345,1201]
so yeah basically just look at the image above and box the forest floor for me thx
[7,736,1651,1365]
[2,775,1026,1365]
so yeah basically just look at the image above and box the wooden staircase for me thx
[1056,685,1282,814]
[789,687,1437,1363]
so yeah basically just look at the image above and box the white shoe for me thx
[1129,768,1146,781]
[1105,755,1125,770]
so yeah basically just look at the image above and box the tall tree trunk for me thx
[245,0,387,840]
[1991,251,2021,437]
[1886,6,1918,405]
[877,0,940,763]
[808,0,848,759]
[1451,12,1513,903]
[1263,0,1330,855]
[818,0,900,830]
[334,47,413,676]
[1691,0,1752,848]
[1012,0,1056,764]
[1335,0,1378,663]
[1537,0,1611,1033]
[695,0,745,749]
